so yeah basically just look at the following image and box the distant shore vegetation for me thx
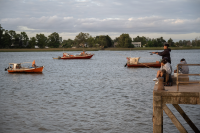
[1,24,200,49]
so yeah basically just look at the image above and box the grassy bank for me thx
[1,47,200,52]
[104,47,200,51]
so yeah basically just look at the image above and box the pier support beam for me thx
[153,96,163,133]
[163,104,187,133]
[173,104,200,133]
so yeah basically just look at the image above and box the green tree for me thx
[0,24,5,48]
[146,40,154,47]
[133,36,147,46]
[62,39,74,48]
[182,40,187,47]
[167,38,175,47]
[27,37,37,48]
[117,33,133,48]
[87,36,96,47]
[156,37,166,47]
[103,35,113,47]
[175,42,180,47]
[8,30,16,46]
[95,35,113,48]
[20,32,29,47]
[179,40,183,46]
[14,34,22,47]
[96,36,107,48]
[36,34,47,48]
[113,37,119,43]
[2,30,12,48]
[47,32,60,48]
[192,37,200,47]
[74,32,90,47]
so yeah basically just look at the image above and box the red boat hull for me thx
[61,54,93,59]
[127,62,161,68]
[7,66,44,73]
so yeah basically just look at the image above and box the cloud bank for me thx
[0,0,199,41]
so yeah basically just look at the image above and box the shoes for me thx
[155,81,158,84]
[153,78,158,81]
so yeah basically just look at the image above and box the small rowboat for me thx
[53,52,94,59]
[5,60,44,73]
[126,57,161,68]
[127,62,161,67]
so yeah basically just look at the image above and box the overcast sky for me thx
[0,0,200,42]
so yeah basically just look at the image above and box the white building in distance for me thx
[132,42,141,47]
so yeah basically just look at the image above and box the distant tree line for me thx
[0,24,60,48]
[0,24,200,49]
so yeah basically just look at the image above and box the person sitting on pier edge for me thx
[163,57,172,72]
[174,58,189,74]
[152,43,171,64]
[153,59,172,85]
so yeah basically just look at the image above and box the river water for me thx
[0,50,200,133]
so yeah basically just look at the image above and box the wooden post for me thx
[153,96,163,133]
[163,104,187,133]
[172,104,200,133]
[199,92,200,105]
[177,64,179,91]
[157,77,165,91]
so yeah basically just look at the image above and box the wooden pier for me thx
[153,64,200,133]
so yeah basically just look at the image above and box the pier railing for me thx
[177,64,200,91]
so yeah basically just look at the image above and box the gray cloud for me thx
[1,16,199,33]
[0,0,199,40]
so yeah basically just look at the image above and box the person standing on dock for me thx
[152,43,171,64]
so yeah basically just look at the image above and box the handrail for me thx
[177,64,200,91]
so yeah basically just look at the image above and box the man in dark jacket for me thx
[152,43,171,64]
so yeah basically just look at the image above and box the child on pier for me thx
[153,59,172,85]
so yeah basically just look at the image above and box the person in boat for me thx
[32,60,36,68]
[32,64,36,68]
[80,50,86,56]
[16,64,21,69]
[152,43,171,64]
[153,59,172,81]
[174,58,189,74]
[63,53,69,57]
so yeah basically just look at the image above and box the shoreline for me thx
[0,47,200,52]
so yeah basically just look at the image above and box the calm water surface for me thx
[0,50,200,133]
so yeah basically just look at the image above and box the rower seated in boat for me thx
[32,60,36,68]
[63,53,69,57]
[16,64,21,69]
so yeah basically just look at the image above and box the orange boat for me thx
[5,60,44,73]
[126,57,161,68]
[53,51,94,59]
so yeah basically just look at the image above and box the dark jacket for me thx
[157,48,171,63]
